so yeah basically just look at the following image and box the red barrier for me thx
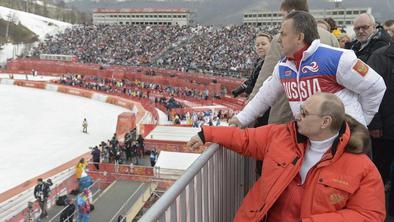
[6,59,243,92]
[14,80,46,89]
[116,112,136,141]
[57,85,94,98]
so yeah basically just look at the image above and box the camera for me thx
[232,83,248,97]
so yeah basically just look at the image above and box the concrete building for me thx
[243,7,372,27]
[93,8,192,26]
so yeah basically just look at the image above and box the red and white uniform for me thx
[237,40,386,126]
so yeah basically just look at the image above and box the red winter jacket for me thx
[202,122,386,222]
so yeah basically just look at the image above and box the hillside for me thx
[0,0,91,24]
[0,6,72,40]
[0,18,38,44]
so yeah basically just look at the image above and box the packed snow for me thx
[0,84,129,194]
[0,6,72,65]
[0,6,72,40]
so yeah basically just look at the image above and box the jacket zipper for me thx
[252,156,301,219]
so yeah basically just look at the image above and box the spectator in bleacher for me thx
[187,93,386,221]
[229,11,385,129]
[241,0,340,127]
[345,13,391,62]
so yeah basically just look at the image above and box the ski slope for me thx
[0,6,72,40]
[0,84,129,194]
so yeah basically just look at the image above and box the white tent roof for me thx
[155,151,200,171]
[145,125,200,142]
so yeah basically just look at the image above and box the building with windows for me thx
[93,8,192,26]
[243,7,372,27]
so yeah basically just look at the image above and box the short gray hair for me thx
[285,11,320,45]
[354,13,376,26]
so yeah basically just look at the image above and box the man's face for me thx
[278,19,300,57]
[296,96,325,138]
[384,24,394,37]
[353,15,376,43]
[255,36,271,58]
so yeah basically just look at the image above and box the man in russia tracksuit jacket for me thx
[230,11,386,127]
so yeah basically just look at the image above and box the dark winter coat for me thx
[34,181,52,201]
[244,58,264,95]
[367,44,394,139]
[60,204,76,222]
[346,27,391,62]
[91,148,100,162]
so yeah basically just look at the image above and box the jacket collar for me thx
[290,121,350,160]
[282,39,321,70]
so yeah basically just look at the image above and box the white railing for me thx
[139,144,256,222]
[1,167,76,221]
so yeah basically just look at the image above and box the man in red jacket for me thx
[188,92,386,222]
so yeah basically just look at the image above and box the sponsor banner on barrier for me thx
[106,96,134,110]
[14,80,46,89]
[92,93,108,102]
[57,86,93,98]
[45,84,59,92]
[0,79,15,85]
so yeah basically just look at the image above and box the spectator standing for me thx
[345,13,391,62]
[368,43,394,218]
[76,189,91,222]
[91,146,100,170]
[230,11,385,128]
[34,178,53,219]
[246,0,340,126]
[60,198,76,222]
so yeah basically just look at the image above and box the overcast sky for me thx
[66,0,393,24]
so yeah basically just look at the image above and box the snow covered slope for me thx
[0,6,72,40]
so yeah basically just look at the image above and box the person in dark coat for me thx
[34,178,53,218]
[345,13,391,62]
[60,198,76,222]
[231,32,272,177]
[368,43,394,218]
[91,146,100,170]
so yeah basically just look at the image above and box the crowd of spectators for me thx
[32,24,278,77]
[157,25,278,77]
[58,74,226,105]
[32,25,193,66]
[91,130,146,166]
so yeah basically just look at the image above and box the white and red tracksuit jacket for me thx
[237,39,386,126]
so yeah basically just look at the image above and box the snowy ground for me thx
[0,6,72,65]
[0,84,129,194]
[0,6,72,40]
[0,73,60,81]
